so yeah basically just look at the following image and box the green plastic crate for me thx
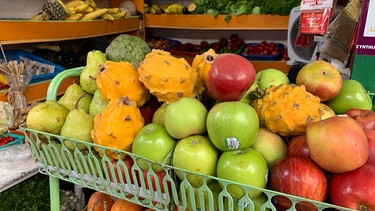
[19,67,356,211]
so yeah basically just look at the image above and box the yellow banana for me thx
[65,0,85,8]
[165,3,184,14]
[85,0,97,10]
[29,12,50,20]
[68,3,90,13]
[150,4,161,14]
[82,6,94,13]
[66,13,83,20]
[56,0,71,16]
[149,7,157,14]
[111,11,126,18]
[107,7,120,14]
[144,3,150,13]
[81,8,109,20]
[159,4,170,13]
[101,13,114,20]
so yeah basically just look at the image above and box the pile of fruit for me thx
[144,3,187,14]
[29,0,126,21]
[87,191,160,211]
[24,33,375,211]
[146,37,181,50]
[241,41,282,56]
[204,34,245,54]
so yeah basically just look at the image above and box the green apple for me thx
[180,180,221,211]
[207,101,259,151]
[224,193,271,211]
[172,135,219,187]
[240,82,259,104]
[326,79,373,114]
[251,127,288,168]
[256,68,290,90]
[152,102,168,126]
[132,123,176,172]
[164,98,208,139]
[216,148,268,199]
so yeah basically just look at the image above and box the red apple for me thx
[329,163,375,210]
[105,156,134,184]
[139,95,162,125]
[206,53,256,102]
[306,115,369,173]
[296,60,343,102]
[287,134,311,160]
[364,129,375,166]
[137,169,172,193]
[345,108,375,130]
[269,156,328,211]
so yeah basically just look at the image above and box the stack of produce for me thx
[24,33,375,211]
[144,0,302,22]
[29,0,126,21]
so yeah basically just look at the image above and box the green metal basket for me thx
[19,67,356,211]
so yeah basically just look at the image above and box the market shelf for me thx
[144,14,290,30]
[0,16,140,45]
[171,53,290,73]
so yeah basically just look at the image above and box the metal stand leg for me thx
[74,184,85,211]
[49,176,60,211]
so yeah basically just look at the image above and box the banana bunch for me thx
[164,3,185,14]
[144,3,185,14]
[64,0,126,21]
[148,4,161,14]
[29,0,127,21]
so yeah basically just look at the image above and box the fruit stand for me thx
[19,62,362,211]
[2,0,375,210]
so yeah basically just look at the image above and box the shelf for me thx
[0,76,79,103]
[0,16,140,45]
[144,14,290,30]
[171,53,290,73]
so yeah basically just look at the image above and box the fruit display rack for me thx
[19,67,357,211]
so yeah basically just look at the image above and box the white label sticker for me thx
[225,137,241,150]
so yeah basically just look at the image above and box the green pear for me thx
[26,100,69,135]
[60,94,95,151]
[58,83,93,113]
[79,50,107,94]
[89,89,108,116]
[326,79,373,114]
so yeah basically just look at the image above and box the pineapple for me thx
[42,0,66,20]
[251,84,323,136]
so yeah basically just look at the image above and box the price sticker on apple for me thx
[225,137,241,150]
